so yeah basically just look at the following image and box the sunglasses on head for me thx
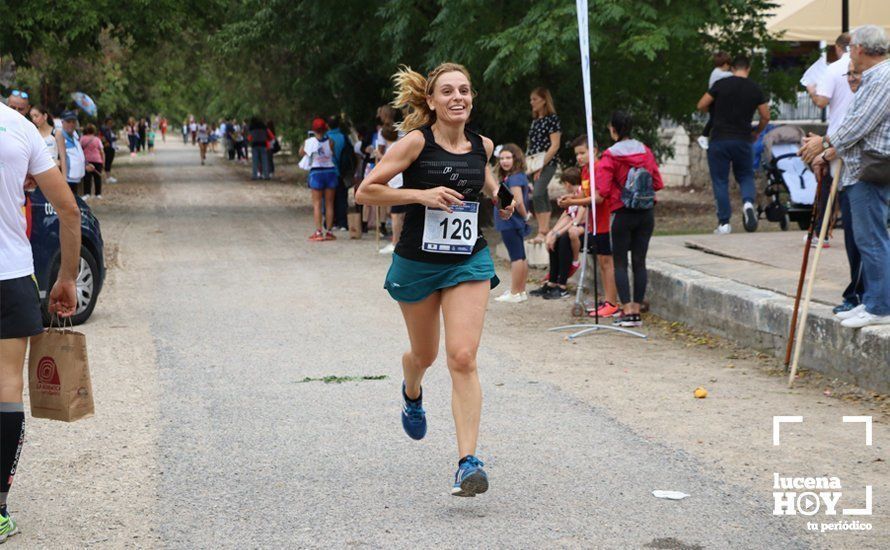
[11,89,29,99]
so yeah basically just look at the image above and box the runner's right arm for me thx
[33,167,81,317]
[356,131,463,213]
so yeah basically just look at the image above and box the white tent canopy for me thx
[767,0,890,41]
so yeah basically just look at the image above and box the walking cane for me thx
[375,206,381,250]
[788,159,842,388]
[783,166,827,371]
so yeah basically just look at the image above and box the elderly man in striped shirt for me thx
[801,24,890,329]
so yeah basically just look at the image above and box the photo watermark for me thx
[772,416,873,533]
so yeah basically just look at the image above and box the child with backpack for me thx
[595,111,663,328]
[558,135,619,318]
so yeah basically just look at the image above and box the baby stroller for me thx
[760,125,819,230]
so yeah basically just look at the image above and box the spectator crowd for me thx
[3,24,887,330]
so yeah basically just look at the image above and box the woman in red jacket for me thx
[595,111,663,328]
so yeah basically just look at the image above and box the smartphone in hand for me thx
[497,183,514,209]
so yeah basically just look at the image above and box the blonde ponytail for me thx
[391,62,474,134]
[392,66,432,133]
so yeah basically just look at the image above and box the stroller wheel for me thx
[780,213,789,231]
[571,303,585,317]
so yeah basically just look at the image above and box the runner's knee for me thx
[0,374,24,400]
[407,350,436,369]
[446,348,477,374]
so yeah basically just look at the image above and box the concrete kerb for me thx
[644,259,890,394]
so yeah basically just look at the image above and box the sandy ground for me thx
[8,140,887,549]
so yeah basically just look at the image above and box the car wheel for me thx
[42,246,100,326]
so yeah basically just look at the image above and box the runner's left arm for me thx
[33,167,81,317]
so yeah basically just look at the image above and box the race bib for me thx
[422,201,478,254]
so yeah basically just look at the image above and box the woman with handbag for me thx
[356,63,515,497]
[526,87,561,243]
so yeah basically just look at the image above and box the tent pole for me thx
[842,0,849,32]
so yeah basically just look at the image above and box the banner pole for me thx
[549,0,645,340]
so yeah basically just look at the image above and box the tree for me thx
[206,0,790,159]
[3,0,793,159]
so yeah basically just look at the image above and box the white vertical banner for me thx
[576,0,598,235]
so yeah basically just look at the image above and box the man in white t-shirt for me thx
[805,33,853,246]
[808,33,854,134]
[0,100,81,541]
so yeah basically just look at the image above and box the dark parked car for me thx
[26,188,105,325]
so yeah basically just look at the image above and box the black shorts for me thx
[390,205,407,214]
[0,275,44,339]
[587,232,612,256]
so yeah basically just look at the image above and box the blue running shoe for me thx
[451,455,488,497]
[401,382,427,440]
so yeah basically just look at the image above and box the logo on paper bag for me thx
[36,356,61,395]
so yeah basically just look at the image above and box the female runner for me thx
[356,63,514,497]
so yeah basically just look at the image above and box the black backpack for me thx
[620,167,655,209]
[338,135,356,186]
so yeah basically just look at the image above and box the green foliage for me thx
[2,0,793,161]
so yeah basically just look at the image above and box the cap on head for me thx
[311,118,328,133]
[61,111,78,121]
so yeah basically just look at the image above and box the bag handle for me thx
[48,312,75,332]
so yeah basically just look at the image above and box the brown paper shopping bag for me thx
[348,212,363,239]
[28,326,94,422]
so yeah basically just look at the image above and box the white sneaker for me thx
[96,195,103,199]
[835,303,866,320]
[841,310,890,329]
[378,243,395,254]
[713,223,731,235]
[80,194,90,201]
[494,290,512,302]
[496,292,528,303]
[107,176,118,183]
[697,136,709,150]
[742,201,758,232]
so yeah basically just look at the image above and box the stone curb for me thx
[645,259,890,393]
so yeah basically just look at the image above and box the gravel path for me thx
[10,141,886,549]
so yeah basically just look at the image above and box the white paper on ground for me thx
[652,490,690,500]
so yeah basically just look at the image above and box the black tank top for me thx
[395,125,489,264]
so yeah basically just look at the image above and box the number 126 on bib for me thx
[422,201,479,255]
